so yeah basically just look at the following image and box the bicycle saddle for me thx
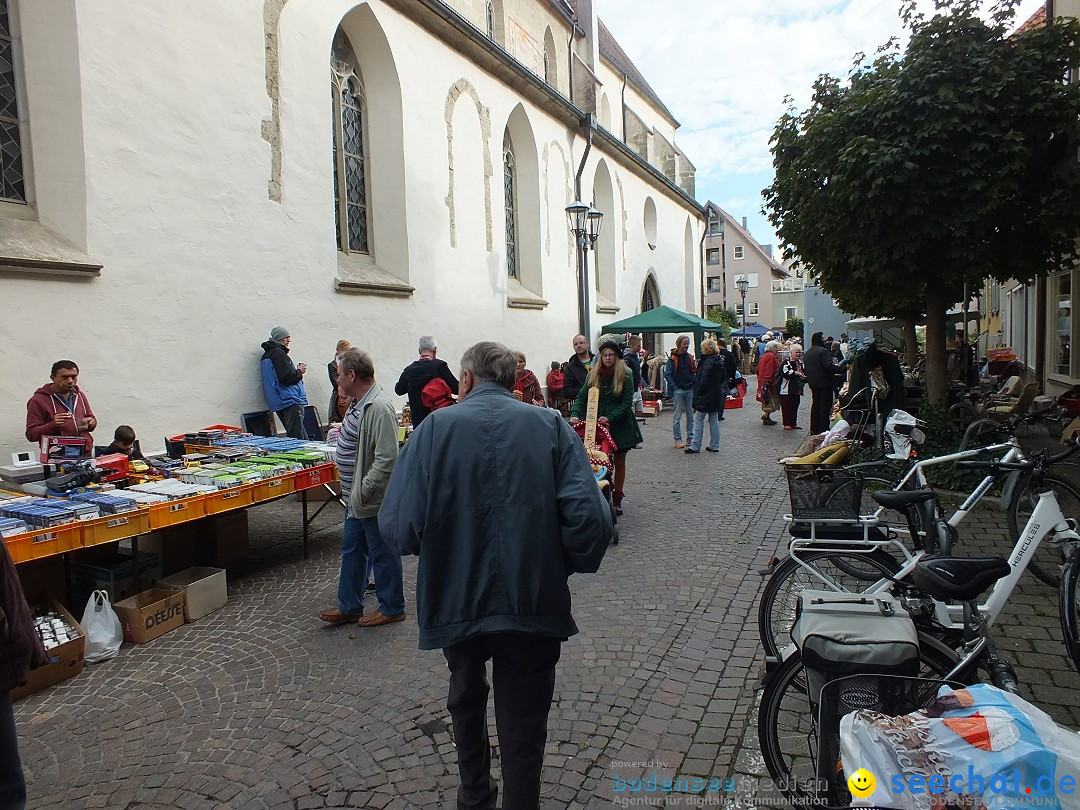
[872,488,937,510]
[911,555,1011,602]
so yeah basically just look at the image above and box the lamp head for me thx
[565,200,589,235]
[586,207,603,244]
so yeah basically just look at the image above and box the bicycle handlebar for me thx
[955,435,1080,472]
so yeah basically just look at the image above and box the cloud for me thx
[598,0,1047,243]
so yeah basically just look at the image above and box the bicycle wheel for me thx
[1007,471,1080,588]
[1059,550,1080,674]
[758,549,902,660]
[757,636,960,808]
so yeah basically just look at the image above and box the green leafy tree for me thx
[707,305,739,339]
[784,315,804,339]
[764,0,1080,402]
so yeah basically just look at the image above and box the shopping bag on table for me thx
[81,589,123,663]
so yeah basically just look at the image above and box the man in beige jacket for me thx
[319,348,405,627]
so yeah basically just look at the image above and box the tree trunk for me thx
[903,318,918,369]
[924,279,950,406]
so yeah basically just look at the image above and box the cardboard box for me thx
[158,566,226,621]
[197,511,249,567]
[121,525,200,576]
[294,481,341,503]
[113,587,185,643]
[69,551,161,605]
[10,601,85,701]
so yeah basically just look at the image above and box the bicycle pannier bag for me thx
[792,590,920,703]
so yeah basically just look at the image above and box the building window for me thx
[1054,271,1071,377]
[706,247,719,265]
[503,144,517,279]
[332,32,370,254]
[0,0,26,203]
[707,218,721,236]
[707,277,722,293]
[486,1,495,38]
[733,245,745,260]
[748,302,760,317]
[735,303,744,316]
[785,306,797,320]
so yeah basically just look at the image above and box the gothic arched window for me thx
[332,31,370,254]
[503,139,517,279]
[0,0,26,203]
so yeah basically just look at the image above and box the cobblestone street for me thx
[15,388,1080,809]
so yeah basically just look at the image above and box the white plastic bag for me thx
[81,589,123,663]
[841,683,1080,810]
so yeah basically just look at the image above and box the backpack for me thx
[421,377,455,411]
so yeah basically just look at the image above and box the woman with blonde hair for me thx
[756,340,783,426]
[569,339,642,514]
[687,338,727,453]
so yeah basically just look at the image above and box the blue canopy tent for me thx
[730,322,771,339]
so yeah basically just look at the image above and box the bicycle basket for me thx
[786,465,864,521]
[816,674,964,807]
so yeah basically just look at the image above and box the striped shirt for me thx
[334,386,374,499]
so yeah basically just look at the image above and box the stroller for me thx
[572,421,620,545]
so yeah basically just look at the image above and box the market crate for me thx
[4,522,83,563]
[251,475,295,503]
[203,484,255,514]
[145,495,207,530]
[293,463,339,491]
[81,510,151,548]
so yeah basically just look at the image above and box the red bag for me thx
[546,370,565,396]
[421,377,455,411]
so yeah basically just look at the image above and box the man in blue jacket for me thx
[380,341,611,810]
[260,326,308,439]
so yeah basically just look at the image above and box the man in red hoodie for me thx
[25,360,97,454]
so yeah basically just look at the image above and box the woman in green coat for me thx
[569,339,643,515]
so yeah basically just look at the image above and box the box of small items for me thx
[10,601,85,700]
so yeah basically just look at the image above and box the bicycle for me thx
[759,553,1022,808]
[760,427,1080,661]
[758,440,1080,675]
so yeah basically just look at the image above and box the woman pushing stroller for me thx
[569,339,643,516]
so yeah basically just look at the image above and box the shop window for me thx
[332,31,370,255]
[1054,271,1071,377]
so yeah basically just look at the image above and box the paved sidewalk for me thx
[15,389,1080,809]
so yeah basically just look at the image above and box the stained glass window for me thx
[332,32,369,254]
[0,0,26,203]
[503,145,517,279]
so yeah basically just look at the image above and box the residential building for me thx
[702,201,790,330]
[0,0,703,449]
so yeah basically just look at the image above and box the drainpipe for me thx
[620,73,627,141]
[567,19,578,105]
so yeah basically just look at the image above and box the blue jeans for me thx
[340,515,405,616]
[691,410,720,452]
[671,388,694,443]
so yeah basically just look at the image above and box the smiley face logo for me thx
[848,768,877,798]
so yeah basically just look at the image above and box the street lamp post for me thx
[566,201,604,338]
[736,277,749,342]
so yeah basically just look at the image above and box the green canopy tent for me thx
[602,305,726,351]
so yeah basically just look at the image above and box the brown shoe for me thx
[357,610,407,627]
[319,609,362,626]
